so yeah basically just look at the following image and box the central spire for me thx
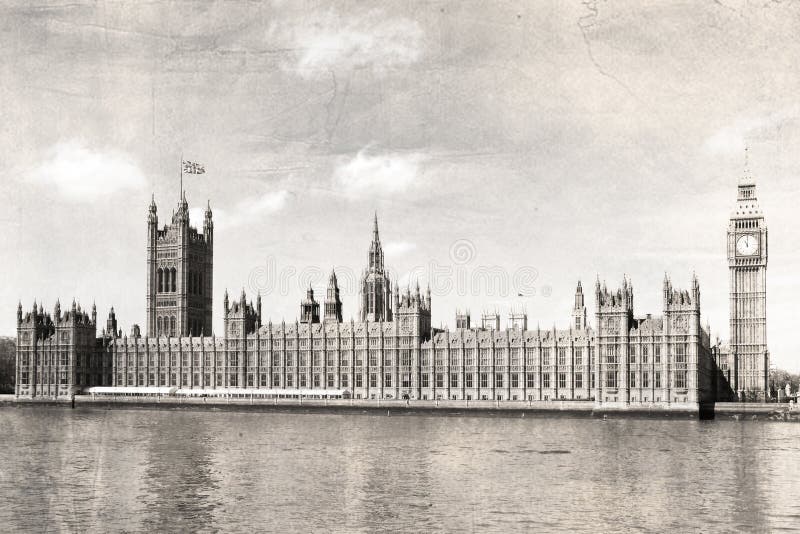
[368,212,384,272]
[361,211,392,322]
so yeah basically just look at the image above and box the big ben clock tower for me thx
[727,151,769,401]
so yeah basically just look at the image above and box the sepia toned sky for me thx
[1,0,799,371]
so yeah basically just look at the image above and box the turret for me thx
[572,280,587,330]
[301,284,321,324]
[17,301,22,324]
[91,302,97,325]
[107,307,118,338]
[224,289,229,316]
[148,194,158,226]
[691,272,700,308]
[256,293,262,326]
[324,270,343,323]
[204,200,213,247]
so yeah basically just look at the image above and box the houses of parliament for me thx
[14,168,770,405]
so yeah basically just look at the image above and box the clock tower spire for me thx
[727,148,768,401]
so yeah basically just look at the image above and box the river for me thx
[1,406,798,532]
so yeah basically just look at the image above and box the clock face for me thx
[736,234,759,256]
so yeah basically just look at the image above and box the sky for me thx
[1,0,799,371]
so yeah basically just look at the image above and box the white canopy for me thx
[83,386,178,395]
[175,388,347,397]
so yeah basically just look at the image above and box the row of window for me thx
[109,370,691,391]
[155,268,205,295]
[19,372,115,386]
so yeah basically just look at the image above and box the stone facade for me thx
[14,197,720,406]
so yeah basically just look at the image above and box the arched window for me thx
[171,268,177,292]
[198,273,202,295]
[157,268,163,293]
[170,316,176,337]
[157,316,163,336]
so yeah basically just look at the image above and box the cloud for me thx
[384,241,417,257]
[198,190,289,228]
[290,11,423,76]
[26,140,144,201]
[333,147,425,196]
[704,107,800,155]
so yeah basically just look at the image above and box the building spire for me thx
[740,144,755,186]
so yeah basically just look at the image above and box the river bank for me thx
[2,394,797,421]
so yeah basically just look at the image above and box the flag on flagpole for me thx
[182,160,205,174]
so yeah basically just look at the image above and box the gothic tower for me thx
[360,213,393,322]
[324,270,343,323]
[146,193,213,337]
[595,277,634,404]
[727,151,768,401]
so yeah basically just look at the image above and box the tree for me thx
[769,367,800,399]
[0,337,15,393]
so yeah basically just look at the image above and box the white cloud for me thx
[26,140,144,201]
[704,107,800,155]
[333,147,425,196]
[384,241,417,257]
[290,11,423,76]
[207,190,290,228]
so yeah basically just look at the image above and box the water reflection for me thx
[1,407,799,532]
[137,411,222,532]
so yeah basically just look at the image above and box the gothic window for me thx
[558,372,566,389]
[605,345,618,364]
[526,373,535,388]
[171,268,177,292]
[675,371,687,389]
[511,373,519,388]
[495,373,504,388]
[575,373,583,389]
[157,316,163,336]
[675,344,687,364]
[157,268,164,293]
[384,373,392,387]
[170,316,176,337]
[542,373,551,388]
[542,348,551,366]
[605,371,617,389]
